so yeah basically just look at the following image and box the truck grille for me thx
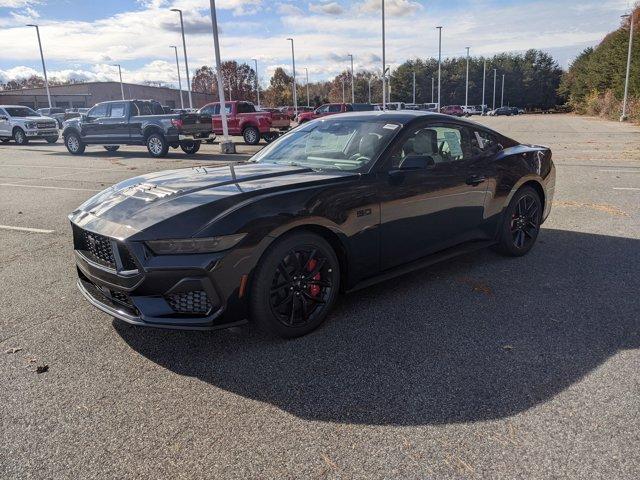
[37,121,57,129]
[165,290,212,315]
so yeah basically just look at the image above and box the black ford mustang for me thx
[69,111,555,337]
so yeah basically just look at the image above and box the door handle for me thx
[466,175,486,186]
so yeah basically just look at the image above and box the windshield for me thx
[251,118,401,171]
[6,107,39,117]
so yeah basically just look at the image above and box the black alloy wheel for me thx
[250,232,340,338]
[496,186,542,256]
[180,141,201,154]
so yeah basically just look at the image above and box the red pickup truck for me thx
[199,101,290,145]
[296,103,374,123]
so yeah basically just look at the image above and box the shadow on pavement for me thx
[115,228,640,426]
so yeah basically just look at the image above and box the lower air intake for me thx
[165,290,212,315]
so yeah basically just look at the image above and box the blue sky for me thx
[0,0,633,87]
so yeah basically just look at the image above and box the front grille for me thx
[165,290,212,315]
[80,230,116,268]
[37,121,57,129]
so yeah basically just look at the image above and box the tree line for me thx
[560,6,639,121]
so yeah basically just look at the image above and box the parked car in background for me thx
[386,102,406,110]
[0,105,59,144]
[421,103,438,112]
[487,107,514,116]
[441,105,465,116]
[37,107,67,128]
[297,103,374,123]
[474,105,488,115]
[518,108,525,115]
[69,111,555,337]
[199,101,290,145]
[62,99,213,157]
[280,106,297,120]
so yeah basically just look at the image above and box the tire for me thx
[65,132,85,155]
[103,146,120,152]
[262,132,278,144]
[496,186,542,257]
[45,136,58,144]
[146,133,169,158]
[250,232,340,338]
[180,141,201,155]
[243,126,260,145]
[13,128,28,145]
[1,139,9,143]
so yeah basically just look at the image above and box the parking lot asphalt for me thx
[1,116,639,479]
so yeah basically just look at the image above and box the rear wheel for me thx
[146,133,169,158]
[103,145,120,152]
[250,232,340,338]
[13,128,28,145]
[65,132,85,154]
[180,141,201,154]
[262,132,278,144]
[243,126,260,145]
[496,186,542,256]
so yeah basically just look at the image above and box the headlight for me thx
[146,233,247,255]
[26,122,37,129]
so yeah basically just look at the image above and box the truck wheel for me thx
[263,132,278,144]
[1,139,10,143]
[243,126,260,145]
[65,132,85,154]
[45,136,59,144]
[13,128,28,145]
[180,141,201,155]
[103,146,120,152]
[146,133,169,158]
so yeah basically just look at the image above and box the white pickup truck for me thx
[0,105,59,145]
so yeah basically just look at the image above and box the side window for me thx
[88,103,109,118]
[109,102,126,118]
[390,124,471,169]
[237,102,255,113]
[471,130,501,158]
[328,104,342,113]
[316,105,329,113]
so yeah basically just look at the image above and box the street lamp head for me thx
[170,8,181,12]
[621,13,630,18]
[26,23,37,27]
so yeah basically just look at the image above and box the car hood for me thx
[20,115,55,122]
[69,162,356,240]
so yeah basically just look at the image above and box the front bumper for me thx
[71,224,249,330]
[26,128,58,137]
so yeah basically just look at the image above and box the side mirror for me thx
[0,116,7,121]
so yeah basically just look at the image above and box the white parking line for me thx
[0,224,55,234]
[613,187,640,191]
[0,183,100,192]
[0,164,128,171]
[600,169,640,173]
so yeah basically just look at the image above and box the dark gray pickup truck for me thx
[62,99,214,158]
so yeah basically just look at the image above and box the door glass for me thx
[109,103,126,118]
[88,103,108,118]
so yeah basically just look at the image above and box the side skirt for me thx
[346,240,496,293]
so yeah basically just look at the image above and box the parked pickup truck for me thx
[0,105,59,144]
[62,99,214,158]
[296,103,374,123]
[199,101,290,145]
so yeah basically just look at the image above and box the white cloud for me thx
[276,2,303,16]
[309,2,344,15]
[0,0,40,6]
[357,0,422,17]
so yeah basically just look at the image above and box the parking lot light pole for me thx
[431,76,434,103]
[305,67,310,107]
[26,24,52,109]
[501,74,505,107]
[492,68,497,110]
[252,58,260,108]
[412,71,416,104]
[341,78,345,103]
[208,0,234,153]
[286,38,297,116]
[381,0,386,110]
[170,46,184,109]
[113,64,125,100]
[481,60,486,112]
[368,76,374,103]
[436,26,442,111]
[171,9,193,109]
[465,47,470,108]
[348,54,355,103]
[620,13,634,122]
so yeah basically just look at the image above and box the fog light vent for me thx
[165,290,212,315]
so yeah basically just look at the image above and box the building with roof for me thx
[0,81,215,110]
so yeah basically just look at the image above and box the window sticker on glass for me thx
[383,123,399,130]
[443,131,463,157]
[474,131,486,149]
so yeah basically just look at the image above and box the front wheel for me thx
[496,186,542,256]
[65,132,85,154]
[180,141,201,154]
[103,145,120,152]
[250,232,340,338]
[243,126,260,145]
[45,136,58,144]
[146,133,169,158]
[262,132,279,144]
[13,129,28,145]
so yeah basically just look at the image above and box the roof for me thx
[323,110,480,125]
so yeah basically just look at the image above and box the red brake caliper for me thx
[307,259,321,297]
